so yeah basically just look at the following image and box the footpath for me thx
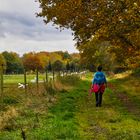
[43,76,140,140]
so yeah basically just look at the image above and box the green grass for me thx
[73,73,140,140]
[76,87,140,140]
[0,74,81,140]
[2,73,57,84]
[3,74,46,84]
[0,72,140,139]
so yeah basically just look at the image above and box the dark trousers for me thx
[95,92,103,107]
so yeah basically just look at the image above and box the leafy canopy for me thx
[38,0,140,48]
[37,0,140,69]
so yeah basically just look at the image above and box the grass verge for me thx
[0,73,140,140]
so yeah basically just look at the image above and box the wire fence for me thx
[0,64,87,98]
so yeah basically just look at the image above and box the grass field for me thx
[0,72,140,140]
[3,74,46,84]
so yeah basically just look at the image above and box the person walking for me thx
[92,65,107,107]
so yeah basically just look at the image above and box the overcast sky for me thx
[0,0,78,56]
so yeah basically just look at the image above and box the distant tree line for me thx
[0,51,85,74]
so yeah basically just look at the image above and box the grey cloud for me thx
[0,0,78,55]
[0,12,35,26]
[0,0,39,17]
[0,11,73,41]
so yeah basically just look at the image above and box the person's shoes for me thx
[98,104,102,107]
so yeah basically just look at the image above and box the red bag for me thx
[93,84,100,92]
[90,84,105,93]
[89,84,99,93]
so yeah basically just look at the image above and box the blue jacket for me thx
[92,71,107,84]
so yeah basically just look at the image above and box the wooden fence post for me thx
[53,69,55,82]
[46,70,48,83]
[36,69,39,94]
[24,69,27,94]
[0,64,3,97]
[0,64,4,98]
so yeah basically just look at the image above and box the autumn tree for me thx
[22,52,44,71]
[49,52,63,63]
[52,60,63,72]
[37,0,140,69]
[2,51,23,74]
[53,51,71,60]
[79,39,118,71]
[36,51,50,69]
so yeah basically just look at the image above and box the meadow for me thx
[3,74,46,84]
[0,72,140,140]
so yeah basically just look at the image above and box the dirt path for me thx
[76,81,140,140]
[108,82,140,118]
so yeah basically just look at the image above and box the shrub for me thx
[3,96,19,105]
[44,80,56,96]
[0,107,18,131]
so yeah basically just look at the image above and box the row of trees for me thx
[37,0,140,72]
[0,51,81,74]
